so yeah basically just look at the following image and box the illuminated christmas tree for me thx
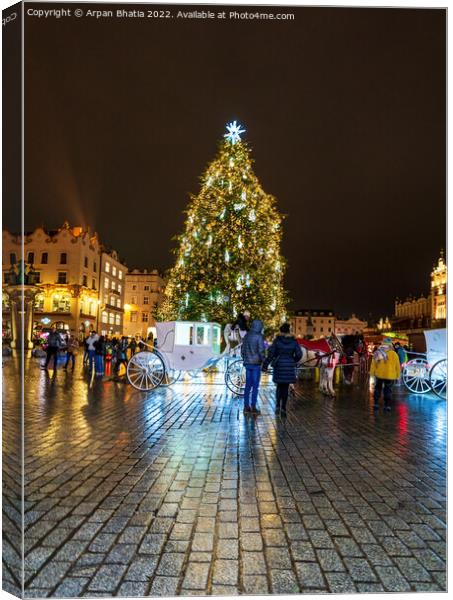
[157,121,287,329]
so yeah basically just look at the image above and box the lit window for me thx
[101,311,108,324]
[116,298,121,308]
[104,277,109,288]
[118,270,123,280]
[115,314,121,325]
[112,281,116,290]
[105,262,110,273]
[110,296,115,306]
[131,296,137,304]
[52,294,70,312]
[118,283,122,293]
[109,313,114,324]
[143,296,149,305]
[130,311,138,322]
[112,266,117,277]
[34,294,45,311]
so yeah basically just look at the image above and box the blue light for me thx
[224,121,245,145]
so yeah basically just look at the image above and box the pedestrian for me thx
[393,342,408,386]
[41,326,61,370]
[83,335,89,365]
[342,334,356,384]
[64,332,79,370]
[129,337,137,357]
[263,323,302,416]
[241,319,265,415]
[94,335,106,376]
[114,336,129,376]
[85,331,99,373]
[370,337,401,410]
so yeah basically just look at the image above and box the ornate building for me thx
[2,223,127,341]
[290,309,335,339]
[335,314,368,337]
[393,250,446,331]
[123,269,165,340]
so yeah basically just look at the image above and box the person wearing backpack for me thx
[41,326,61,370]
[241,319,265,415]
[263,323,302,416]
[370,338,401,410]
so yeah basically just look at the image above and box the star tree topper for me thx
[224,120,246,145]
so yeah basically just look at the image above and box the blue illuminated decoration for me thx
[224,121,245,145]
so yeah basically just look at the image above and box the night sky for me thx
[6,3,446,320]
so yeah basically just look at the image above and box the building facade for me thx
[123,269,165,339]
[290,309,335,339]
[98,250,126,337]
[2,223,130,342]
[335,314,368,337]
[431,250,447,322]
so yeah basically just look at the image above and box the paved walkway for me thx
[2,356,447,596]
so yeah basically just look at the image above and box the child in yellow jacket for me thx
[370,339,401,410]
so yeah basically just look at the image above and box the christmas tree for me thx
[157,121,288,330]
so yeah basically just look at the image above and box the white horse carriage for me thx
[402,328,447,399]
[126,321,246,394]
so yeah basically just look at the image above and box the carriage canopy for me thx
[424,329,446,366]
[156,321,222,370]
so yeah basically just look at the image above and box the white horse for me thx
[297,336,343,397]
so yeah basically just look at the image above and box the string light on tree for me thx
[156,121,288,329]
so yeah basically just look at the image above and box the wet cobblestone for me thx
[2,357,447,595]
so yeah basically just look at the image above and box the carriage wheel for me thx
[161,368,182,387]
[402,358,431,394]
[429,359,447,400]
[126,351,165,391]
[225,359,246,396]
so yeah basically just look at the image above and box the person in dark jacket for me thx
[94,335,106,376]
[263,323,302,415]
[41,327,61,370]
[241,319,265,414]
[114,336,129,376]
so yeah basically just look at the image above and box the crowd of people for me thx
[40,315,408,415]
[40,326,152,378]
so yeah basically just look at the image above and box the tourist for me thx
[370,337,401,410]
[64,332,79,370]
[393,342,408,386]
[41,326,61,370]
[86,331,99,373]
[94,335,106,376]
[263,323,302,416]
[114,336,129,376]
[241,319,265,415]
[129,337,137,357]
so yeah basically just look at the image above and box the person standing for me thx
[86,331,99,373]
[41,326,61,370]
[263,323,302,416]
[94,335,106,376]
[370,338,401,410]
[393,342,408,386]
[241,319,265,415]
[64,332,79,370]
[114,336,129,376]
[129,337,137,357]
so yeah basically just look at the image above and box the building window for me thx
[132,285,137,291]
[92,278,96,290]
[105,262,110,273]
[52,294,71,312]
[41,252,48,264]
[110,295,115,306]
[115,314,121,325]
[101,311,108,324]
[104,277,109,289]
[131,296,137,304]
[320,327,324,332]
[118,283,122,293]
[82,275,88,287]
[34,294,45,311]
[142,312,149,322]
[84,256,88,268]
[118,270,123,280]
[116,298,121,308]
[60,253,67,264]
[143,296,149,305]
[130,311,138,322]
[112,266,117,277]
[93,261,97,272]
[27,252,35,264]
[10,253,16,265]
[111,281,116,291]
[109,313,115,324]
[57,272,67,284]
[328,327,331,332]
[144,285,150,291]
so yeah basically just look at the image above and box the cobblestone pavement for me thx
[2,356,447,596]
